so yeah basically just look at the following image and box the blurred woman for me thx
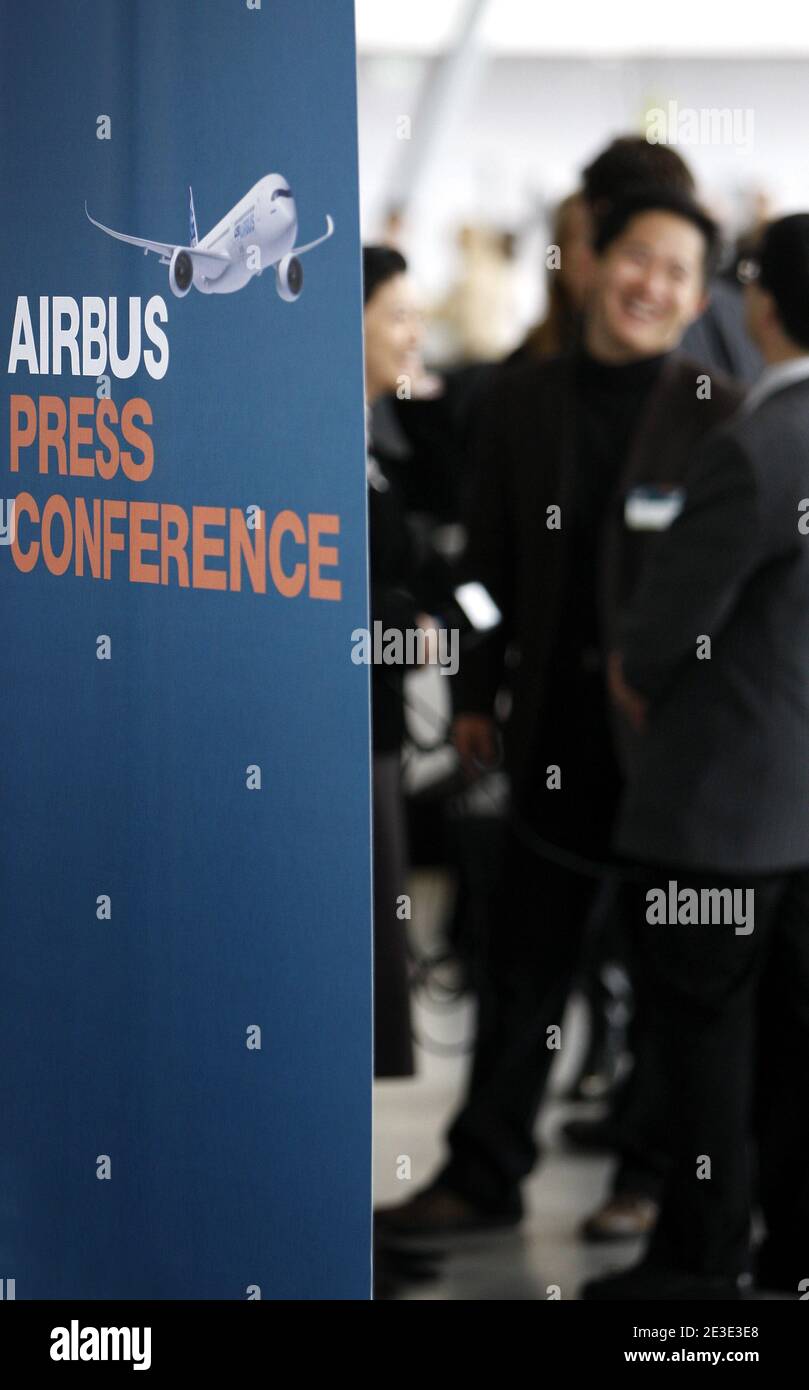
[363,245,435,1078]
[518,192,594,360]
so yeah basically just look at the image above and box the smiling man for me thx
[377,186,748,1242]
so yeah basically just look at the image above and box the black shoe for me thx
[756,1243,806,1296]
[581,1262,742,1301]
[581,1194,659,1243]
[374,1184,522,1238]
[373,1228,445,1298]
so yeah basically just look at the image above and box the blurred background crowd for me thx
[356,1,809,1301]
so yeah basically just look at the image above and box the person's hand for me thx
[608,651,648,733]
[415,613,440,666]
[452,713,499,777]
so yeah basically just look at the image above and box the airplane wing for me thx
[289,215,335,258]
[85,203,230,279]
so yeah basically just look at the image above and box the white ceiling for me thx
[355,0,809,57]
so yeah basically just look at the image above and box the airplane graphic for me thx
[85,174,334,301]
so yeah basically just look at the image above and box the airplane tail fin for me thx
[188,186,198,247]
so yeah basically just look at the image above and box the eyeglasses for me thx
[736,257,761,286]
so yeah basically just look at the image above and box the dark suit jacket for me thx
[681,278,763,385]
[616,376,809,873]
[454,352,744,806]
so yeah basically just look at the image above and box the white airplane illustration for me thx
[85,174,334,301]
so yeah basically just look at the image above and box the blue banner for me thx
[0,0,371,1299]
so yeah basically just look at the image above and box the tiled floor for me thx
[373,979,645,1301]
[374,868,795,1301]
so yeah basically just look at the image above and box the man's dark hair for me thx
[583,136,696,215]
[362,245,407,307]
[757,214,809,351]
[593,187,721,284]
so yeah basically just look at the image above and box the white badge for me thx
[624,486,685,531]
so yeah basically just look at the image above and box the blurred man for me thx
[583,135,762,383]
[377,188,744,1238]
[586,214,809,1299]
[512,139,757,1163]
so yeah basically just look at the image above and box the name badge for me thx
[624,485,685,532]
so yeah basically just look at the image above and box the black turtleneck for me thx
[563,346,671,658]
[527,346,671,855]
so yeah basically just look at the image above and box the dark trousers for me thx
[633,867,809,1280]
[373,752,414,1079]
[438,826,604,1212]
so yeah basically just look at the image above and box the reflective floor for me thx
[373,871,641,1302]
[373,868,801,1302]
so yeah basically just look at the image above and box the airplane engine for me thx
[275,254,303,302]
[169,246,195,298]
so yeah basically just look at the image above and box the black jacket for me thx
[453,352,744,806]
